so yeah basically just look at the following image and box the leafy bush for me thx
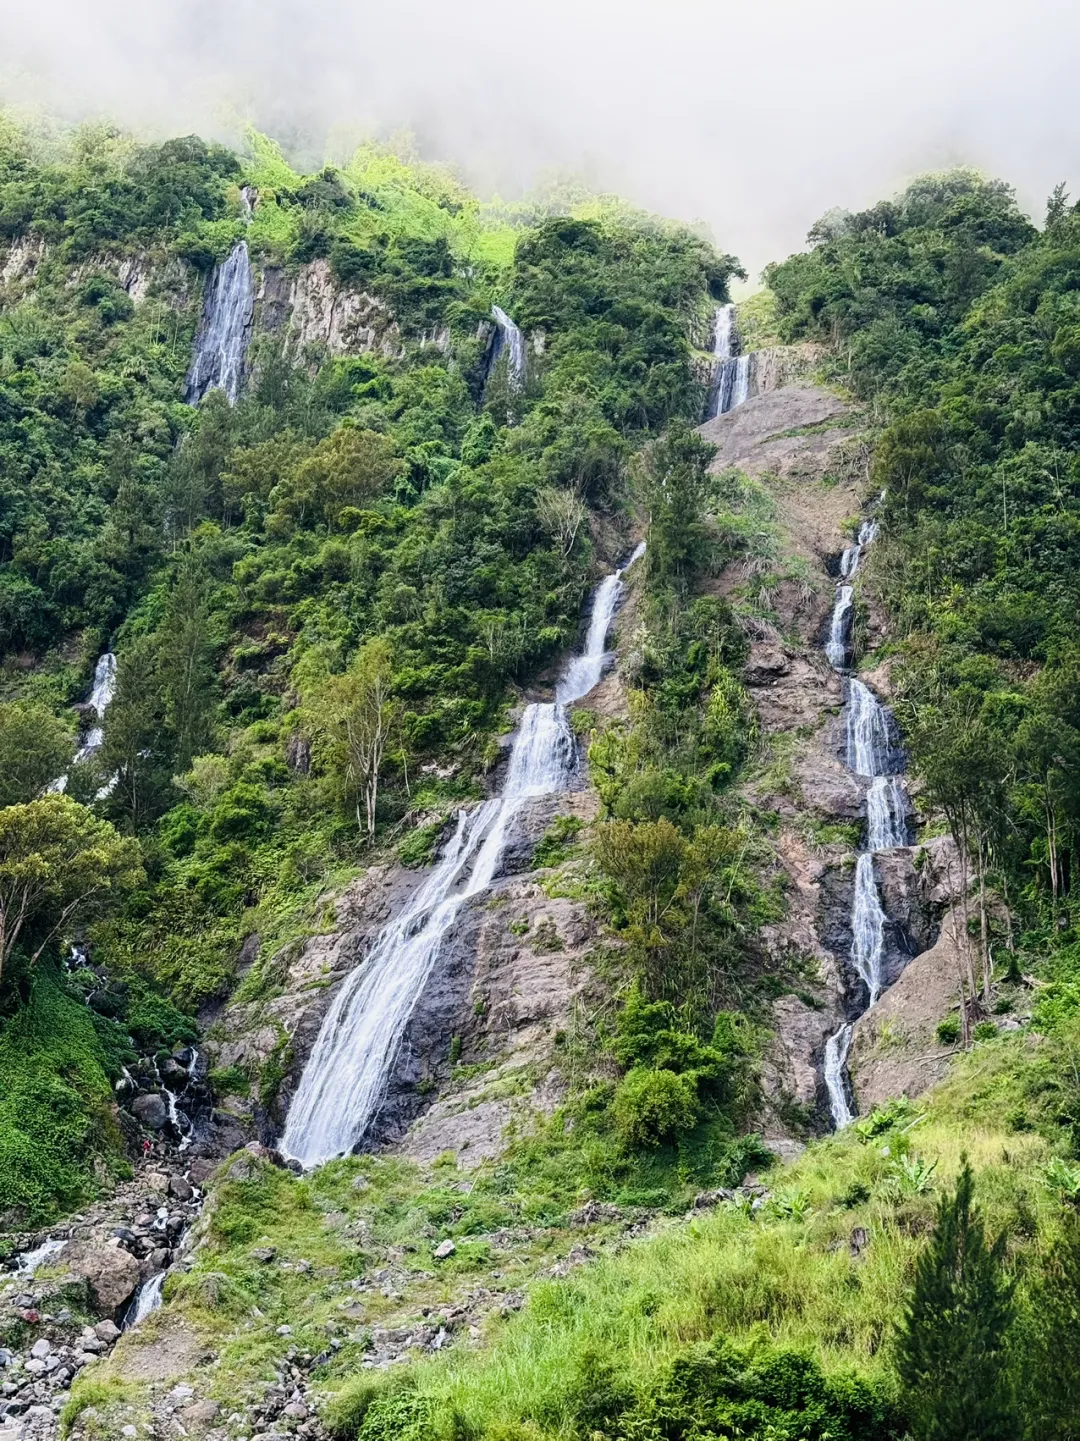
[612,1066,701,1146]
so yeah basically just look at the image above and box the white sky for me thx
[3,0,1078,276]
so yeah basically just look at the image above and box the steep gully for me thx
[282,544,646,1167]
[820,518,911,1127]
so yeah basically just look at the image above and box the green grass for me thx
[331,1031,1075,1440]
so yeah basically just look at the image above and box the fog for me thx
[3,0,1078,274]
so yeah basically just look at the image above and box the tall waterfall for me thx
[183,241,254,405]
[48,651,117,793]
[488,305,527,394]
[281,543,646,1167]
[821,519,913,1128]
[705,303,752,420]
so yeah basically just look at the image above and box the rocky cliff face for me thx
[199,710,612,1169]
[698,381,963,1138]
[252,258,413,363]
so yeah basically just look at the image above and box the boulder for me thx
[131,1094,168,1131]
[60,1243,140,1315]
[168,1176,193,1202]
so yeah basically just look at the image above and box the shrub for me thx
[612,1066,701,1146]
[936,1015,961,1045]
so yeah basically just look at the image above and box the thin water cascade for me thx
[282,542,646,1168]
[126,1271,165,1327]
[704,304,753,420]
[489,305,527,394]
[183,241,254,405]
[48,652,117,793]
[845,679,896,777]
[822,1024,854,1128]
[820,514,914,1128]
[825,586,854,669]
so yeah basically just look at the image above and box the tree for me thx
[895,1157,1017,1441]
[635,422,716,594]
[1017,1212,1080,1440]
[308,639,400,840]
[156,558,218,773]
[0,794,142,986]
[98,636,173,830]
[0,702,72,807]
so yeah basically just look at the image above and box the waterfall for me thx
[488,305,527,394]
[183,241,254,405]
[825,585,854,669]
[821,514,914,1128]
[845,679,897,776]
[48,651,117,793]
[281,542,646,1167]
[867,776,909,851]
[126,1271,165,1327]
[704,304,753,420]
[850,853,887,1005]
[822,1024,854,1128]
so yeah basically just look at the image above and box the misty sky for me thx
[3,0,1078,275]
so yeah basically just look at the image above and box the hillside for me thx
[1,128,1079,1441]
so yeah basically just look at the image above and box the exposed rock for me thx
[130,1094,167,1131]
[849,902,968,1108]
[432,1240,455,1260]
[60,1243,139,1315]
[700,386,853,476]
[255,259,404,362]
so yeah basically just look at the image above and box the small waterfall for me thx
[845,679,897,776]
[822,1025,854,1128]
[825,585,854,669]
[487,305,527,394]
[850,853,887,1005]
[126,1271,165,1327]
[820,514,914,1128]
[48,652,117,793]
[282,542,646,1167]
[705,304,753,420]
[183,241,254,405]
[867,776,909,851]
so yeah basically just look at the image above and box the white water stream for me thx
[48,652,117,793]
[822,521,912,1127]
[490,305,527,394]
[705,304,752,419]
[282,544,646,1167]
[127,1271,165,1326]
[183,241,254,405]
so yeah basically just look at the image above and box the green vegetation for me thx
[768,170,1080,1039]
[9,121,1080,1441]
[0,115,740,1218]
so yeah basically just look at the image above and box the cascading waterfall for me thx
[825,586,854,669]
[704,303,753,420]
[821,519,912,1127]
[48,651,117,793]
[488,305,527,394]
[282,542,647,1168]
[183,241,254,405]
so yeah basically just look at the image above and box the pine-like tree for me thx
[895,1157,1017,1441]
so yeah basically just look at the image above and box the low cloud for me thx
[3,0,1078,274]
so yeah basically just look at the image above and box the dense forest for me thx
[2,117,1080,1441]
